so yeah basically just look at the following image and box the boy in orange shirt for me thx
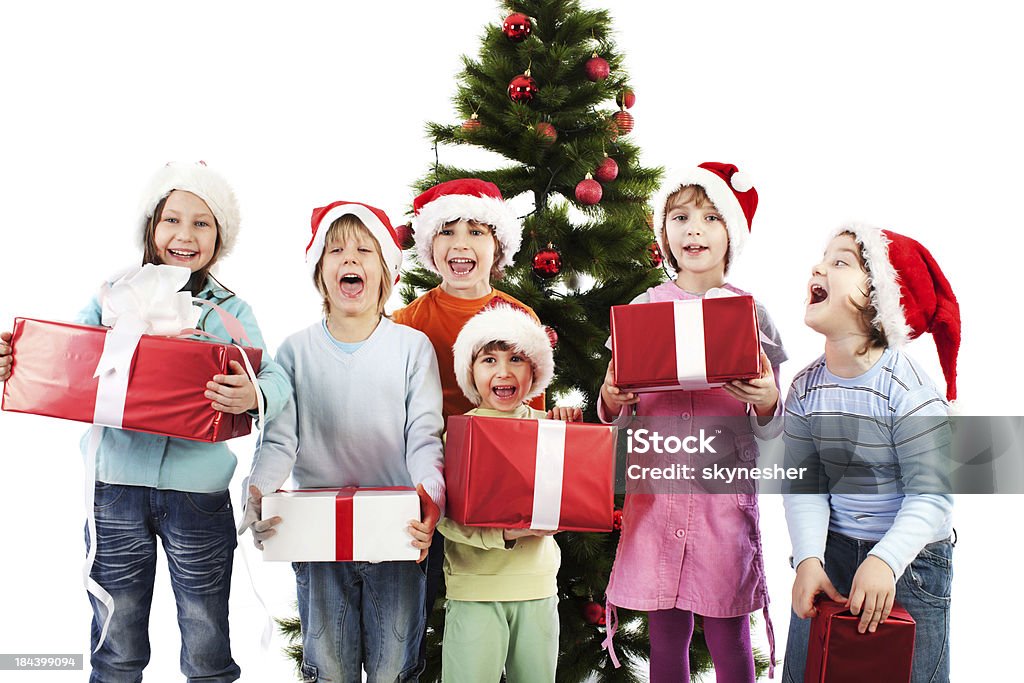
[392,178,544,670]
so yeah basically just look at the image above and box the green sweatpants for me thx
[442,596,559,683]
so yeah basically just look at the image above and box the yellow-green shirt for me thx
[439,404,561,601]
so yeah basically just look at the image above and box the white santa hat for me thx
[306,201,403,285]
[653,161,758,272]
[138,161,241,257]
[453,301,556,407]
[833,223,961,401]
[411,178,522,275]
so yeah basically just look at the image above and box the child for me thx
[240,201,446,682]
[395,177,543,419]
[392,177,544,667]
[0,161,292,681]
[439,302,578,683]
[781,225,958,683]
[599,162,787,681]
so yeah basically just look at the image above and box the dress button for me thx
[681,412,691,420]
[675,529,686,539]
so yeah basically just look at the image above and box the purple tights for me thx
[648,609,755,682]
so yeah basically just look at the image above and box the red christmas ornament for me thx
[532,244,562,279]
[508,71,539,103]
[612,508,623,531]
[575,174,603,206]
[582,600,606,626]
[612,110,634,135]
[616,88,636,109]
[461,112,481,132]
[585,53,610,82]
[535,122,557,145]
[649,241,664,267]
[595,156,619,183]
[502,13,532,42]
[545,325,558,348]
[395,223,415,251]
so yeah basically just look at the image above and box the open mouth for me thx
[809,284,828,304]
[682,244,708,255]
[448,258,476,276]
[492,385,518,400]
[339,274,365,298]
[167,248,198,260]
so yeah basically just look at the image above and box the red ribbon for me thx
[278,486,416,561]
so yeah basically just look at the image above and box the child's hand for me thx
[792,558,847,619]
[503,528,558,540]
[599,359,639,414]
[239,485,282,550]
[0,331,12,382]
[206,360,259,414]
[408,483,440,563]
[723,350,779,416]
[547,406,583,422]
[848,555,896,633]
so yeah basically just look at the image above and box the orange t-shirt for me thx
[392,286,546,420]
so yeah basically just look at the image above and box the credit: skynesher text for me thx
[627,463,808,484]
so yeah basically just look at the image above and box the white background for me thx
[1,1,1022,680]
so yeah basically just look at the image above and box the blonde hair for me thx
[659,185,731,274]
[314,215,392,316]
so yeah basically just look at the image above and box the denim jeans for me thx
[782,531,952,683]
[85,483,240,683]
[294,560,425,682]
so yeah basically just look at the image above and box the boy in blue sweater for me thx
[241,201,445,682]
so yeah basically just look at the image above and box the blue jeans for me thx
[294,560,425,682]
[783,531,952,683]
[85,483,240,683]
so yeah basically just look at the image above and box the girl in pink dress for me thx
[599,162,787,682]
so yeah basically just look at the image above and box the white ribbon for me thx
[85,265,203,651]
[531,420,567,531]
[673,299,707,388]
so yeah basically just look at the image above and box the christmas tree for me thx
[281,1,770,679]
[399,1,713,681]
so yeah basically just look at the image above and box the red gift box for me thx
[610,295,761,392]
[805,599,916,683]
[1,317,262,442]
[445,415,616,532]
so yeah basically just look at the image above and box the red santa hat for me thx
[411,178,522,275]
[835,223,961,401]
[138,161,241,257]
[452,300,555,407]
[306,201,403,285]
[653,161,758,271]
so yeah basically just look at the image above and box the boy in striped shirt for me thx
[781,225,960,683]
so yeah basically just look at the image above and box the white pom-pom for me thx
[730,171,753,193]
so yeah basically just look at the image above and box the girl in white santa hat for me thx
[239,200,445,682]
[782,225,959,683]
[0,161,293,681]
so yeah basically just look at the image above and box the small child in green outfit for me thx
[439,302,580,683]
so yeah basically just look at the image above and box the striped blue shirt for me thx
[782,348,953,578]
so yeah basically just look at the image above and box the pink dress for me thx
[599,281,786,672]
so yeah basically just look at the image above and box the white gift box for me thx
[261,487,420,562]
